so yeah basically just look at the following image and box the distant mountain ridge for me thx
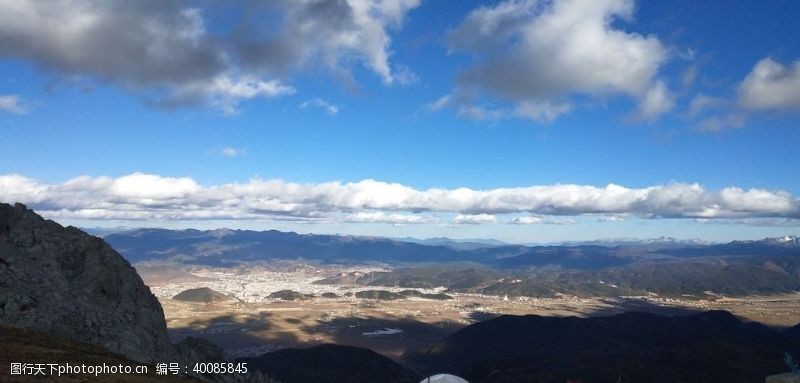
[394,237,509,250]
[105,227,799,269]
[102,227,800,298]
[544,236,714,248]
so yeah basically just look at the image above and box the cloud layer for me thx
[1,173,798,223]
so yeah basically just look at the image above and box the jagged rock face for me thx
[0,203,175,363]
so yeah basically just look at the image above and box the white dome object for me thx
[419,374,469,383]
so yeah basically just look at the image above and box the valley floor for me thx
[141,265,800,362]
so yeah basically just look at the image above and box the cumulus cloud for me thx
[164,75,295,115]
[344,211,432,224]
[0,1,222,86]
[440,0,669,122]
[686,57,800,132]
[510,215,576,225]
[508,216,543,224]
[0,94,28,114]
[598,215,626,222]
[0,0,418,113]
[301,98,340,115]
[2,173,799,224]
[235,0,420,85]
[453,214,497,225]
[738,58,800,111]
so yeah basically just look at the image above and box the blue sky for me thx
[1,0,799,242]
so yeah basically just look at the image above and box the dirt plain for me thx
[140,265,800,361]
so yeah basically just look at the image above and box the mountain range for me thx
[104,227,800,297]
[105,228,799,267]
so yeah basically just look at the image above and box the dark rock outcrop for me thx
[173,287,230,303]
[0,203,273,382]
[354,289,453,301]
[268,290,313,301]
[355,290,405,300]
[0,203,175,363]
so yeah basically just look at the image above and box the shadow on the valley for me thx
[584,297,800,330]
[168,306,467,373]
[464,310,502,322]
[169,310,304,354]
[586,297,706,317]
[298,313,464,361]
[168,295,798,380]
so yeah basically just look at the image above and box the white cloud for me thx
[427,95,453,112]
[545,218,576,225]
[598,215,626,222]
[1,173,798,223]
[300,98,340,115]
[508,216,543,224]
[685,57,800,132]
[168,75,295,115]
[453,214,497,225]
[510,215,577,225]
[739,58,800,111]
[707,218,800,227]
[513,101,572,122]
[344,211,431,224]
[443,0,668,122]
[429,94,572,122]
[457,105,505,121]
[632,80,674,121]
[694,114,746,132]
[217,147,247,158]
[0,95,28,114]
[687,94,725,118]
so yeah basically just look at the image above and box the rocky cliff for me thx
[0,203,175,363]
